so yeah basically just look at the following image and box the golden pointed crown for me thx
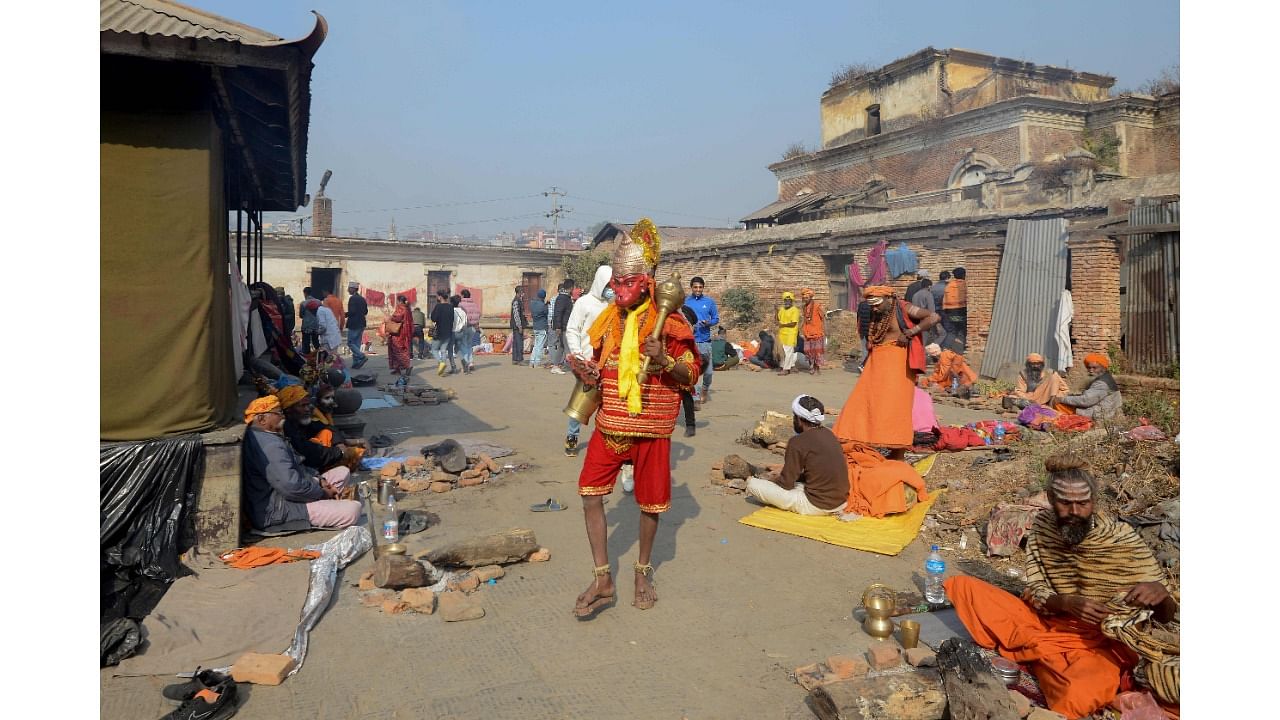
[612,218,661,276]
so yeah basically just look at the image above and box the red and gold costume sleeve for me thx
[595,312,700,439]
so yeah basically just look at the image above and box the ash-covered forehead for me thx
[1050,477,1094,502]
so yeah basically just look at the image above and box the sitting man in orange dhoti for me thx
[944,454,1179,719]
[833,286,939,461]
[1002,352,1069,410]
[920,342,978,395]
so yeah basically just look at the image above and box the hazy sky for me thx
[201,0,1179,237]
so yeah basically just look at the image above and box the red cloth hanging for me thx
[363,288,386,306]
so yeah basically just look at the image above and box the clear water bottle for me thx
[951,376,959,394]
[994,421,1006,444]
[925,544,946,603]
[382,494,399,543]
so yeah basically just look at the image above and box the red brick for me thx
[455,573,481,592]
[903,647,937,667]
[793,663,827,692]
[400,588,436,614]
[430,481,452,493]
[357,571,376,591]
[1026,709,1067,720]
[1009,689,1032,718]
[381,599,410,615]
[459,475,485,488]
[826,654,870,679]
[866,640,901,670]
[438,591,485,622]
[379,462,402,478]
[528,547,551,562]
[360,589,396,607]
[230,653,295,686]
[473,565,505,582]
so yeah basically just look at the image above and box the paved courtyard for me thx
[101,351,989,719]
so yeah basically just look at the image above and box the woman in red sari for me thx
[388,295,414,386]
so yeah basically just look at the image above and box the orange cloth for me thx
[802,299,825,339]
[945,576,1138,719]
[221,546,321,569]
[833,343,915,448]
[324,295,346,330]
[1084,352,1110,369]
[840,440,929,517]
[864,285,894,298]
[1053,401,1077,415]
[942,278,967,309]
[310,428,366,470]
[1015,371,1069,405]
[921,349,977,389]
[275,385,309,409]
[244,396,281,423]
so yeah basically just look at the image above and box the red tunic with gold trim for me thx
[577,308,701,513]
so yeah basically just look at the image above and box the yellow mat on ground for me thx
[738,455,942,556]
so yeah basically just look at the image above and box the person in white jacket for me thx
[562,264,635,491]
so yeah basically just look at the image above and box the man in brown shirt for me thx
[746,395,849,515]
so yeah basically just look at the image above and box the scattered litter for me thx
[530,498,566,512]
[359,395,402,410]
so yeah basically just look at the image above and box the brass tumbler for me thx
[899,619,921,649]
[564,379,602,424]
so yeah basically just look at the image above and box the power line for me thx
[567,193,734,224]
[333,193,543,214]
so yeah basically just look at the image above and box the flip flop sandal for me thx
[530,498,566,512]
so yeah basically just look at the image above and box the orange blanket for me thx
[840,440,929,518]
[945,576,1139,719]
[833,343,916,448]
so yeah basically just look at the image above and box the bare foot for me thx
[574,573,615,617]
[633,568,658,610]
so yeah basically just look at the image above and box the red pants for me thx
[945,576,1137,719]
[578,431,672,513]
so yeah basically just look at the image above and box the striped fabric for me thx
[1025,509,1179,705]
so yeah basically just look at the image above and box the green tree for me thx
[562,249,611,290]
[720,287,762,328]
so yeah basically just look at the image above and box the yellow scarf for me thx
[617,298,651,415]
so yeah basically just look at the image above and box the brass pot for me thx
[863,613,895,639]
[861,582,896,639]
[564,379,602,424]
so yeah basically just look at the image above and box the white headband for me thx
[791,395,825,425]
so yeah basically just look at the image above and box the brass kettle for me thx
[861,583,896,639]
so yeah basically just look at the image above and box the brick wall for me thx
[1027,125,1084,162]
[1067,237,1122,359]
[661,250,828,338]
[779,127,1021,199]
[1120,124,1157,177]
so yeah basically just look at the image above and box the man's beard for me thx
[296,415,313,426]
[1057,515,1094,546]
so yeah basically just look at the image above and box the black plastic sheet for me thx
[101,435,204,625]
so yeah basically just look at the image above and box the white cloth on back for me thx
[1054,289,1074,372]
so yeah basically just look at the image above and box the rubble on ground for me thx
[381,448,518,495]
[379,385,457,405]
[739,410,792,455]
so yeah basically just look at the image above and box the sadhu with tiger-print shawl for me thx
[944,455,1179,719]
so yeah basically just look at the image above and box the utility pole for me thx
[543,186,571,249]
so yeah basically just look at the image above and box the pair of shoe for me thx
[437,361,447,376]
[684,424,696,438]
[564,435,579,457]
[550,366,566,375]
[160,668,239,719]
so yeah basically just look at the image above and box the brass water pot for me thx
[861,583,896,639]
[564,379,602,424]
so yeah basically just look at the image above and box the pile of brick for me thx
[354,551,550,622]
[708,454,782,494]
[380,453,504,494]
[383,386,456,405]
[738,410,792,455]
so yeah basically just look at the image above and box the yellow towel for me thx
[739,455,942,556]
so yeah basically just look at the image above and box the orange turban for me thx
[244,395,282,423]
[864,286,894,298]
[1083,352,1110,369]
[1026,353,1044,363]
[800,287,815,299]
[276,385,309,410]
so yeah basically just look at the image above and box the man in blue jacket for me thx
[683,276,719,405]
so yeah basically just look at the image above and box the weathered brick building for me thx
[594,48,1179,377]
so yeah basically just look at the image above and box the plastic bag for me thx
[101,436,203,622]
[1111,690,1166,720]
[100,618,141,667]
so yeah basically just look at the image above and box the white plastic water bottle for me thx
[925,544,946,603]
[994,421,1006,444]
[383,494,399,543]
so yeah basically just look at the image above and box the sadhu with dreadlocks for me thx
[568,219,701,618]
[832,285,939,460]
[945,454,1179,718]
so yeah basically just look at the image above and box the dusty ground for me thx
[101,351,993,720]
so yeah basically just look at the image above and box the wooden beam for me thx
[1108,223,1179,236]
[211,66,265,205]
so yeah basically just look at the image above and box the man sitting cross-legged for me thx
[745,394,849,516]
[944,453,1179,719]
[242,395,362,533]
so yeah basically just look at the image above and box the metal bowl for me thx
[989,657,1020,686]
[381,543,406,555]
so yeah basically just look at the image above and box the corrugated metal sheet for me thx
[1121,200,1179,373]
[979,218,1069,380]
[101,0,282,44]
[740,193,831,224]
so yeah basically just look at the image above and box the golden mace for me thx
[636,272,686,385]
